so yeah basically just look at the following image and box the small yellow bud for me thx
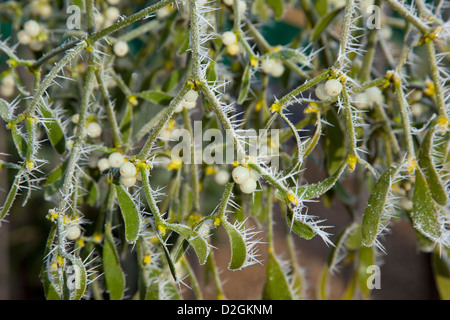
[270,101,282,113]
[250,57,258,68]
[158,224,166,236]
[423,80,435,96]
[143,254,152,265]
[167,158,183,170]
[57,255,65,266]
[128,95,138,106]
[205,165,217,176]
[213,217,221,227]
[406,157,417,175]
[304,103,319,114]
[347,154,358,172]
[436,116,448,134]
[288,192,299,206]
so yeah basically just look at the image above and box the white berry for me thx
[270,60,285,78]
[261,59,275,75]
[222,31,237,46]
[0,85,14,98]
[17,30,31,45]
[215,170,230,185]
[249,168,261,181]
[239,178,256,194]
[1,75,14,88]
[121,176,137,187]
[120,162,137,178]
[105,6,120,22]
[232,166,249,184]
[182,99,196,110]
[86,122,102,138]
[315,84,330,101]
[324,79,343,96]
[97,158,111,171]
[23,20,40,38]
[223,0,233,5]
[184,89,199,103]
[107,0,121,4]
[226,43,239,56]
[353,92,370,109]
[108,152,125,167]
[66,226,81,240]
[113,41,129,57]
[365,87,384,105]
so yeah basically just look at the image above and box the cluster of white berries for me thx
[222,31,240,56]
[17,20,47,51]
[113,40,129,57]
[261,59,285,78]
[315,78,344,100]
[0,74,15,98]
[97,152,141,187]
[30,0,52,19]
[353,87,384,109]
[175,89,199,113]
[232,166,260,194]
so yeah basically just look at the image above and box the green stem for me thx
[182,108,200,213]
[425,39,445,118]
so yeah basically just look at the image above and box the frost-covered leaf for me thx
[262,251,293,300]
[237,64,251,104]
[165,222,210,265]
[115,184,141,244]
[103,228,125,300]
[136,90,174,107]
[361,164,401,247]
[411,167,442,242]
[418,123,447,206]
[221,219,248,270]
[39,103,66,154]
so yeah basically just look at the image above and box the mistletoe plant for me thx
[0,0,449,300]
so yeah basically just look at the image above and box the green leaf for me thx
[67,256,87,300]
[357,246,375,300]
[237,64,251,104]
[432,249,450,300]
[0,98,9,121]
[165,222,210,265]
[136,90,174,107]
[295,161,347,200]
[361,164,401,247]
[39,103,66,154]
[315,0,328,16]
[411,167,442,241]
[115,184,141,244]
[221,219,247,270]
[262,251,293,300]
[11,124,26,158]
[119,103,133,145]
[325,109,346,174]
[310,5,345,41]
[162,67,187,92]
[265,0,284,19]
[286,209,316,240]
[265,48,309,66]
[42,160,68,186]
[418,123,447,206]
[328,223,359,271]
[103,228,125,300]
